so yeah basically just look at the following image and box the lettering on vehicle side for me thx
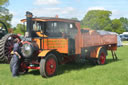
[47,39,68,49]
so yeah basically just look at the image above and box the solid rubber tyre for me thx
[40,53,58,78]
[97,48,107,65]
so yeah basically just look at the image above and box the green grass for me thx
[0,46,128,85]
[122,41,128,43]
[122,41,128,44]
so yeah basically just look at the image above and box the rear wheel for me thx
[40,53,58,78]
[0,34,21,63]
[97,48,107,65]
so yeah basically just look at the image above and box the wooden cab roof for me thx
[21,17,80,23]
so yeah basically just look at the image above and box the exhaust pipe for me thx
[26,11,33,37]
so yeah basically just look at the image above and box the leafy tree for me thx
[112,19,125,34]
[0,0,9,6]
[0,7,12,28]
[13,24,26,35]
[0,0,12,28]
[119,17,128,31]
[71,17,78,21]
[81,10,112,30]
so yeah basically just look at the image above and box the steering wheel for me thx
[0,21,8,34]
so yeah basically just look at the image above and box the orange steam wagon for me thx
[10,11,117,78]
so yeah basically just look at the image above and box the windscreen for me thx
[32,21,78,38]
[33,21,46,32]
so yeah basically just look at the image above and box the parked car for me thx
[120,33,128,41]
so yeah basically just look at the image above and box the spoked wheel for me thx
[0,34,21,63]
[40,53,58,78]
[97,48,107,65]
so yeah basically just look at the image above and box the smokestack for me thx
[26,11,33,37]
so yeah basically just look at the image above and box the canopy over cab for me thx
[21,16,79,39]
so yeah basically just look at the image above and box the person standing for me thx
[11,38,21,77]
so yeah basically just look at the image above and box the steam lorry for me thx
[10,11,117,78]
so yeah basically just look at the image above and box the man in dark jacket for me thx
[11,38,21,77]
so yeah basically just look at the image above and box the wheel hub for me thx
[100,53,106,64]
[50,65,54,68]
[46,58,56,75]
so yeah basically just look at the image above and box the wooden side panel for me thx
[33,38,68,53]
[82,32,117,48]
[82,32,102,47]
[102,35,117,45]
[74,27,117,54]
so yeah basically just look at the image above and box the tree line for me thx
[81,10,128,34]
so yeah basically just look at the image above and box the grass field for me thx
[0,46,128,85]
[122,41,128,45]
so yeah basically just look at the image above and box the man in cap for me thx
[11,38,21,77]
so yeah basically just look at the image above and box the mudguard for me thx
[38,49,56,57]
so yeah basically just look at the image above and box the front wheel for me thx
[40,53,58,78]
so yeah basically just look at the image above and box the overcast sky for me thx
[8,0,128,27]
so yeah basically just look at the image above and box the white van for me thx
[120,32,128,40]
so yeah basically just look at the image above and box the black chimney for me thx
[26,11,33,37]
